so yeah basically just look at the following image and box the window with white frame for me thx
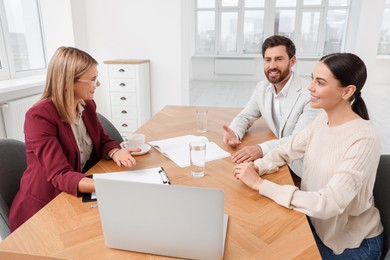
[195,0,350,57]
[378,0,390,55]
[0,0,46,80]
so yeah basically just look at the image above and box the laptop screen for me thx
[94,177,228,260]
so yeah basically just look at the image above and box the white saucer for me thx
[131,144,151,156]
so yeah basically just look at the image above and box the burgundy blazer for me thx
[9,99,120,232]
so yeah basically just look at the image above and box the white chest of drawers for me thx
[104,59,151,137]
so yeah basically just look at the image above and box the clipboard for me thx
[82,167,171,202]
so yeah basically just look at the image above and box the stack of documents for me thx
[149,135,231,168]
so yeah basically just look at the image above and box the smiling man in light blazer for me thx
[223,35,321,178]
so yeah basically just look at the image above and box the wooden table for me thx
[0,105,321,259]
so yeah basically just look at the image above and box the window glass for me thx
[303,0,321,5]
[323,9,348,54]
[274,10,296,39]
[220,12,238,53]
[243,10,264,54]
[221,0,239,7]
[3,0,46,72]
[194,0,351,57]
[378,7,390,55]
[328,0,349,7]
[196,11,215,53]
[299,11,320,55]
[245,0,264,8]
[197,0,215,8]
[276,0,297,7]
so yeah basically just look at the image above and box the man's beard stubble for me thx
[265,67,291,84]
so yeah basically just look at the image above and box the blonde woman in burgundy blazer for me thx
[10,47,139,232]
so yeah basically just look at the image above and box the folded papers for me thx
[149,135,231,167]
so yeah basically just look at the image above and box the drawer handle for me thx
[119,83,126,87]
[118,69,125,73]
[121,110,127,114]
[120,97,127,101]
[122,123,128,127]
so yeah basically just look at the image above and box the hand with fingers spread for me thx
[232,162,263,191]
[223,125,241,147]
[231,145,263,163]
[110,148,140,168]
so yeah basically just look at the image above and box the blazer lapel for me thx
[82,111,99,154]
[62,121,82,172]
[279,79,302,135]
[263,87,278,135]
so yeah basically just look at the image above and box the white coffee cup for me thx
[121,133,145,149]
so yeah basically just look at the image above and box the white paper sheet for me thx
[149,135,231,167]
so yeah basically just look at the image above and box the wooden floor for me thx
[190,80,390,154]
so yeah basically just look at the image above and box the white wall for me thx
[351,0,386,86]
[350,0,390,85]
[191,56,317,82]
[191,57,264,82]
[69,0,88,51]
[374,58,390,84]
[191,59,323,83]
[70,0,190,117]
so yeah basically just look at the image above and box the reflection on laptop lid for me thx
[94,177,228,260]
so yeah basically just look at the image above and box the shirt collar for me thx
[267,71,294,97]
[76,102,85,121]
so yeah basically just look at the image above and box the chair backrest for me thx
[374,154,390,258]
[0,138,27,239]
[97,112,123,143]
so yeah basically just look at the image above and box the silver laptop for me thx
[94,177,228,260]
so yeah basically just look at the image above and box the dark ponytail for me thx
[352,91,369,120]
[320,53,370,120]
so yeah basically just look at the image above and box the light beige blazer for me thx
[229,74,322,176]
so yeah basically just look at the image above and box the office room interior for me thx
[0,0,389,154]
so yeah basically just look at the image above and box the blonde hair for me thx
[41,46,98,123]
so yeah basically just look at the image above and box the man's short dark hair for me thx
[262,35,296,59]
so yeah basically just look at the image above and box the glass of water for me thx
[196,110,208,133]
[189,141,206,177]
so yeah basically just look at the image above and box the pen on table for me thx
[159,168,171,184]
